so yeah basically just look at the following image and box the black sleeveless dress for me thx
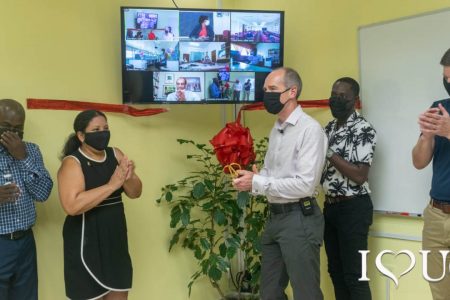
[63,147,132,300]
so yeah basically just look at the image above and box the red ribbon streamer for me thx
[27,98,168,117]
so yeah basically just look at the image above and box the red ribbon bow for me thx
[210,111,255,174]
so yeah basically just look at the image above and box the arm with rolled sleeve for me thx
[252,123,327,199]
[18,143,53,202]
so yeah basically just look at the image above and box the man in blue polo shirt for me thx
[0,99,53,300]
[412,47,450,300]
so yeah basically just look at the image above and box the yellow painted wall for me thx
[0,0,449,299]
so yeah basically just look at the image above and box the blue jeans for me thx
[0,230,37,300]
[324,194,373,300]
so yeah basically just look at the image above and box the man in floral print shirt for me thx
[321,77,377,300]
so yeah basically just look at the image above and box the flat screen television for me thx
[121,7,284,104]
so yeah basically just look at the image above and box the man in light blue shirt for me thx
[0,99,53,300]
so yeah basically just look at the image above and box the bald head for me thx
[0,99,25,138]
[0,99,25,120]
[265,67,303,99]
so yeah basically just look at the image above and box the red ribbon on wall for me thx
[27,98,360,118]
[27,98,168,117]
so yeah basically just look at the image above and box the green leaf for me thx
[226,235,241,248]
[219,243,227,257]
[192,182,205,199]
[226,246,237,259]
[169,227,184,251]
[201,259,209,274]
[204,179,214,191]
[165,191,173,202]
[194,246,203,259]
[202,201,214,210]
[200,238,211,250]
[213,209,226,226]
[170,206,181,228]
[237,191,250,208]
[205,228,215,238]
[208,266,222,281]
[216,256,230,271]
[177,139,193,145]
[180,209,190,226]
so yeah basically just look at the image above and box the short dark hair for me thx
[279,67,302,99]
[440,48,450,67]
[199,16,208,24]
[335,77,360,97]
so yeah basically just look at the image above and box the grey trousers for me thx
[260,203,324,300]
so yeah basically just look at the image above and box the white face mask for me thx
[204,20,210,26]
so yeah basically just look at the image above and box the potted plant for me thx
[156,138,268,299]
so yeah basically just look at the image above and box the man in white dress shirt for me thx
[233,67,327,300]
[166,77,201,101]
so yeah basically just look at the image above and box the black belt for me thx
[325,195,359,204]
[0,228,32,240]
[269,198,313,215]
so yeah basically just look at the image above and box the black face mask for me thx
[84,131,110,151]
[443,77,450,96]
[263,88,291,115]
[329,95,353,120]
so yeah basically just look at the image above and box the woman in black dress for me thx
[57,110,142,300]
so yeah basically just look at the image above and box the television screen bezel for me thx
[120,6,285,104]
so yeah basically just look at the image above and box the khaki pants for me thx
[422,204,450,300]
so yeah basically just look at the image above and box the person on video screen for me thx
[163,26,175,41]
[209,78,221,99]
[167,77,201,101]
[189,15,214,41]
[147,30,156,40]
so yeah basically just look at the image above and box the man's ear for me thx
[353,95,360,108]
[290,86,298,100]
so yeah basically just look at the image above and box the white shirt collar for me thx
[275,105,302,130]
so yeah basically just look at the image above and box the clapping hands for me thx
[109,156,135,190]
[418,103,450,139]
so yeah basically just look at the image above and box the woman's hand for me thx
[108,156,129,190]
[125,159,136,181]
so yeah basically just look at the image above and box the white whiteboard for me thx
[359,8,450,215]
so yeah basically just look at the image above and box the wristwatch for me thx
[326,148,335,159]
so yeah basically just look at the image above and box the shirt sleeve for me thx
[352,124,377,165]
[18,143,53,202]
[252,123,327,199]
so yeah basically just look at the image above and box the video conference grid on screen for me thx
[121,7,284,104]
